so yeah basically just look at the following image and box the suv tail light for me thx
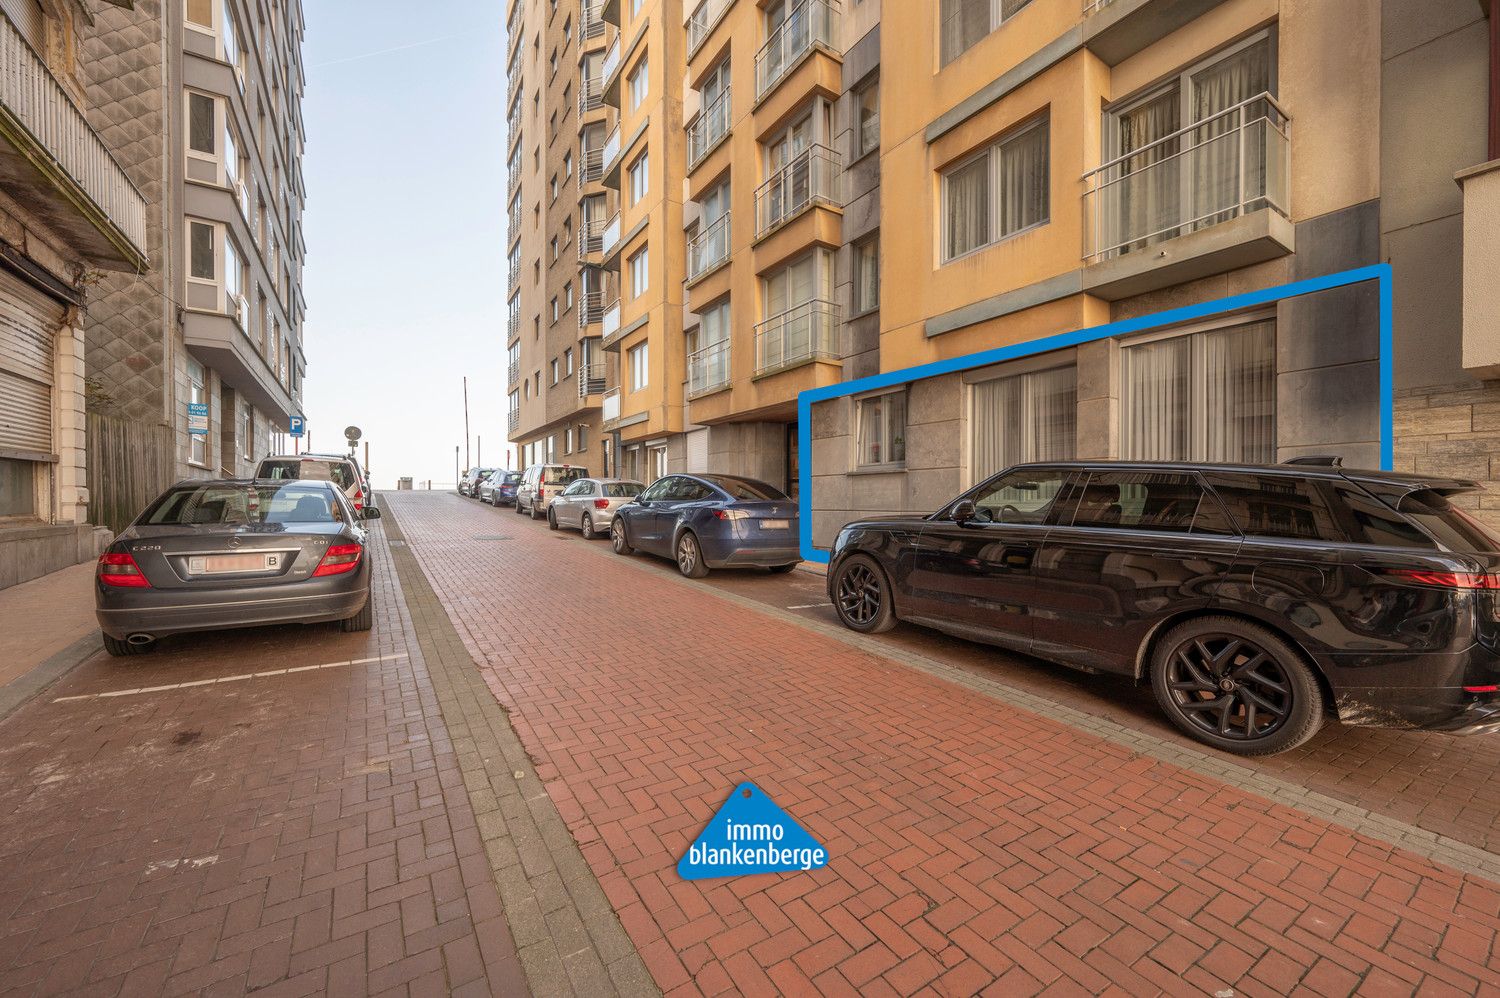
[352,487,364,512]
[1382,569,1500,589]
[98,552,150,588]
[312,543,363,577]
[594,498,610,510]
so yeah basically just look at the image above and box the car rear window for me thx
[603,482,642,498]
[702,476,787,501]
[143,484,344,525]
[545,467,588,485]
[1395,489,1500,553]
[261,459,355,490]
[502,472,521,484]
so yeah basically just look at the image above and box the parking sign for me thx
[289,415,305,438]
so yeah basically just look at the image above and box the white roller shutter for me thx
[685,429,708,473]
[0,271,62,454]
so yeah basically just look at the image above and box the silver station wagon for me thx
[547,478,645,538]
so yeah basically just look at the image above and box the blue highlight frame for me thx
[796,264,1396,565]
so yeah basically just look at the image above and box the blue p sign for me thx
[289,415,305,438]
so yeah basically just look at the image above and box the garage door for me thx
[0,272,62,454]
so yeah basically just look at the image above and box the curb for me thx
[0,632,101,722]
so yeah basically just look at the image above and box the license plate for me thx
[760,519,790,530]
[189,553,278,575]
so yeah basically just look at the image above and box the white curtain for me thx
[1113,89,1181,253]
[941,0,992,65]
[970,366,1076,483]
[945,154,990,259]
[998,122,1049,236]
[1190,40,1270,228]
[1122,336,1191,460]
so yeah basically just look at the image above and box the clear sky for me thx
[300,0,509,489]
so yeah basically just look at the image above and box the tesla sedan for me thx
[610,473,799,577]
[95,479,378,656]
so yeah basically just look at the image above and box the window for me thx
[628,58,649,112]
[564,348,574,374]
[240,404,253,461]
[1201,474,1340,542]
[224,235,245,323]
[628,152,649,204]
[188,220,216,280]
[970,365,1076,484]
[629,246,649,298]
[628,341,649,392]
[551,236,559,260]
[550,174,559,200]
[857,391,906,467]
[551,296,559,321]
[564,428,574,453]
[0,459,36,518]
[940,0,1032,67]
[564,283,574,310]
[942,116,1049,261]
[188,92,216,156]
[855,77,879,158]
[853,237,879,314]
[1069,472,1222,534]
[564,152,573,179]
[966,467,1069,525]
[577,424,588,451]
[186,0,213,28]
[551,359,559,384]
[629,0,643,17]
[1121,318,1275,465]
[187,357,208,466]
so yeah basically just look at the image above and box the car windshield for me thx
[261,459,355,490]
[142,484,344,525]
[502,472,521,484]
[1397,489,1500,553]
[702,476,787,501]
[545,467,588,485]
[602,482,642,498]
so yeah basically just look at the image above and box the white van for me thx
[515,463,588,519]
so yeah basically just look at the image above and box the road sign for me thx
[187,402,208,437]
[344,425,362,443]
[288,415,305,438]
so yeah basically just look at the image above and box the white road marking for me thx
[52,654,408,703]
[786,602,833,610]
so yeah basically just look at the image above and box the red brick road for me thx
[0,525,526,996]
[389,492,1500,997]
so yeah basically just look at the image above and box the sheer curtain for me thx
[970,367,1076,483]
[1190,39,1270,228]
[1114,89,1181,253]
[1122,336,1191,460]
[998,122,1049,235]
[945,154,990,259]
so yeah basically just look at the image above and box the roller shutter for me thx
[0,271,62,454]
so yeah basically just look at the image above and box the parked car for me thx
[95,479,379,657]
[515,463,589,519]
[826,460,1500,756]
[257,453,373,516]
[547,478,644,537]
[611,473,799,578]
[459,467,498,497]
[479,470,521,506]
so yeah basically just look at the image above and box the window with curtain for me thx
[854,237,879,314]
[970,365,1076,484]
[857,391,907,468]
[1121,318,1275,464]
[942,116,1049,262]
[855,78,880,157]
[939,0,1033,67]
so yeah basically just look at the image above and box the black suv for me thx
[826,461,1500,755]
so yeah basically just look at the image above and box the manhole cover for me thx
[388,540,407,547]
[473,535,513,541]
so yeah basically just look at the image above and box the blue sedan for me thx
[609,473,800,577]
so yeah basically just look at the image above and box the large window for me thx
[940,0,1032,67]
[943,117,1049,261]
[853,237,879,314]
[628,341,649,392]
[187,357,208,466]
[0,460,37,519]
[1121,318,1275,465]
[970,365,1076,484]
[628,152,649,204]
[857,391,906,468]
[855,77,880,158]
[629,246,649,298]
[224,235,245,325]
[628,57,649,112]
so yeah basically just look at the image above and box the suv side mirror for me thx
[362,506,382,520]
[951,499,977,524]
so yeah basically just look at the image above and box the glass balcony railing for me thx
[602,387,621,423]
[687,212,730,281]
[601,298,622,342]
[601,36,621,86]
[688,340,730,397]
[754,299,840,374]
[688,0,734,55]
[688,87,731,168]
[755,0,838,99]
[1082,92,1290,262]
[601,124,622,175]
[755,144,841,237]
[602,212,622,257]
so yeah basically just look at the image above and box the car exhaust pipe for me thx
[127,633,155,645]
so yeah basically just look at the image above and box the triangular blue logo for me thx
[677,782,829,880]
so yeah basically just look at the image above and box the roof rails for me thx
[1281,455,1343,467]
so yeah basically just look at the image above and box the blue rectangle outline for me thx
[796,263,1395,565]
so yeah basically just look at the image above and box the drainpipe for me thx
[1490,0,1499,160]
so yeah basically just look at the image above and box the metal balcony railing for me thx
[580,145,604,183]
[508,259,522,293]
[755,0,838,98]
[1,12,147,258]
[1082,0,1120,14]
[507,0,525,39]
[688,0,734,55]
[508,360,520,384]
[507,69,522,109]
[602,387,621,423]
[1081,92,1290,262]
[601,298,622,343]
[577,217,606,258]
[755,144,841,237]
[688,340,730,397]
[578,289,604,326]
[578,76,603,116]
[754,299,840,374]
[508,408,520,433]
[580,0,606,39]
[688,87,731,168]
[507,165,522,198]
[508,299,521,338]
[687,212,730,281]
[509,200,522,241]
[578,362,607,397]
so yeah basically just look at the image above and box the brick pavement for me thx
[0,563,97,689]
[0,520,529,996]
[386,490,1500,996]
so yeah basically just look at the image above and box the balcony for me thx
[508,408,520,434]
[688,340,730,397]
[509,200,522,243]
[1083,0,1236,66]
[755,0,839,99]
[1083,93,1289,261]
[578,362,607,397]
[507,165,522,198]
[508,259,522,294]
[577,217,606,259]
[0,12,147,270]
[580,145,604,184]
[687,87,731,169]
[580,0,606,40]
[578,288,605,326]
[755,144,841,238]
[601,297,622,343]
[602,212,622,258]
[687,212,730,282]
[601,37,622,93]
[507,305,521,340]
[688,0,734,56]
[601,124,622,177]
[508,359,520,385]
[754,299,839,375]
[602,387,621,424]
[578,76,603,116]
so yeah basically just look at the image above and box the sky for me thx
[300,0,509,489]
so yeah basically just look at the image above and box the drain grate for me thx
[473,535,513,541]
[388,540,407,547]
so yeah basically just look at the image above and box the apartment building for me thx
[507,0,610,474]
[80,0,308,519]
[0,0,144,585]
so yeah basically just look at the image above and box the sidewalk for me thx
[0,562,100,716]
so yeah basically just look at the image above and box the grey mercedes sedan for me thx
[95,479,378,656]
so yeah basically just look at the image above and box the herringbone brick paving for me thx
[0,523,528,996]
[386,491,1500,997]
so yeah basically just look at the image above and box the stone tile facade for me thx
[1394,381,1500,525]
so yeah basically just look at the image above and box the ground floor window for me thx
[1121,317,1275,464]
[970,365,1076,484]
[856,390,906,468]
[0,458,37,518]
[187,357,208,466]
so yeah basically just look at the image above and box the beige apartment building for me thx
[0,0,144,586]
[514,0,1500,543]
[507,0,609,473]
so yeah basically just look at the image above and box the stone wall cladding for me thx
[1394,380,1500,525]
